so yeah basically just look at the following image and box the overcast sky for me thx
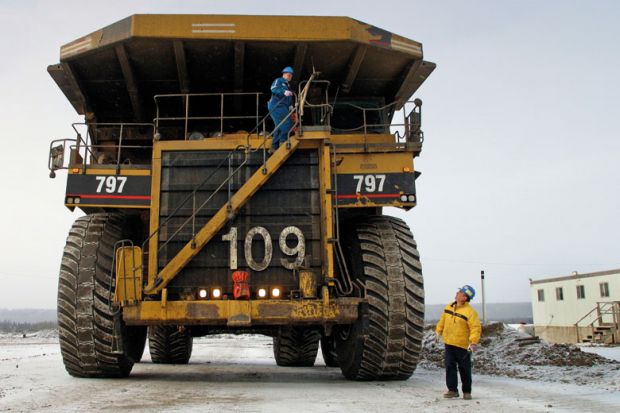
[0,0,618,309]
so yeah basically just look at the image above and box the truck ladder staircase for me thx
[143,136,300,295]
[142,74,320,295]
[575,301,620,344]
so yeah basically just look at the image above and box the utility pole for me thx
[481,270,487,324]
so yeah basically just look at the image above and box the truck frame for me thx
[48,14,435,380]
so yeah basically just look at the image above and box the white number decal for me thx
[95,176,128,194]
[95,176,106,192]
[244,227,273,271]
[279,226,306,269]
[224,226,306,271]
[352,174,387,193]
[105,176,116,193]
[222,227,238,270]
[117,176,127,193]
[364,175,376,192]
[353,175,364,193]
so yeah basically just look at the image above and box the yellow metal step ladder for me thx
[144,137,301,295]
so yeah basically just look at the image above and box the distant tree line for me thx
[0,320,58,333]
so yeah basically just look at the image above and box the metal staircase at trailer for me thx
[575,301,620,344]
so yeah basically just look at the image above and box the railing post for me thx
[615,302,620,343]
[255,93,260,137]
[155,97,160,132]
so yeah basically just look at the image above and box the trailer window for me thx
[576,285,586,299]
[537,289,545,302]
[600,282,610,298]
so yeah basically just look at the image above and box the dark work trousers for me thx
[269,106,293,150]
[444,344,472,393]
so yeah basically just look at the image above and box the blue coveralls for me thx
[267,77,294,150]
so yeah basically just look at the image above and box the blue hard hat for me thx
[282,66,294,74]
[459,285,476,301]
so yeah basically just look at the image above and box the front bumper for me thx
[122,297,362,327]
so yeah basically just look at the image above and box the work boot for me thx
[463,393,472,400]
[443,391,459,399]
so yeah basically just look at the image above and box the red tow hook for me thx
[232,271,250,300]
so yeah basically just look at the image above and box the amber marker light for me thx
[403,167,412,172]
[71,168,80,173]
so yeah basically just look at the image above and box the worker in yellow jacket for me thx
[435,285,481,400]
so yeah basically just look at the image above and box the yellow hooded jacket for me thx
[435,301,482,350]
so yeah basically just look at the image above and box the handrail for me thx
[143,75,317,283]
[155,149,250,255]
[153,92,261,139]
[575,301,620,343]
[48,122,155,177]
[576,301,618,326]
[140,145,247,259]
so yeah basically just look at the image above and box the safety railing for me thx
[48,123,155,177]
[292,77,424,150]
[575,301,620,343]
[153,92,263,140]
[330,100,423,148]
[140,76,319,288]
[141,146,250,264]
[141,104,295,276]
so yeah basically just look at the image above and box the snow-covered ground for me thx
[1,330,619,412]
[579,345,620,362]
[421,323,620,390]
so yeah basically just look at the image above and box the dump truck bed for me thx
[49,14,435,123]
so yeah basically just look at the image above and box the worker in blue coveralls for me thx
[267,66,295,153]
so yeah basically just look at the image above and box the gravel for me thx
[420,322,619,388]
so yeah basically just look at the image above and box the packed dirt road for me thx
[1,333,619,412]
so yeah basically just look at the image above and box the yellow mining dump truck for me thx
[48,14,435,380]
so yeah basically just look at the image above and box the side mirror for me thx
[49,144,64,178]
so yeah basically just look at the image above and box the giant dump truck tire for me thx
[57,213,145,377]
[320,335,340,367]
[336,216,424,381]
[148,326,193,364]
[273,328,321,367]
